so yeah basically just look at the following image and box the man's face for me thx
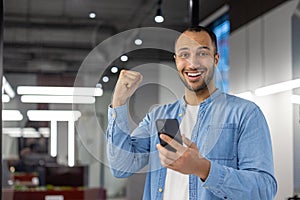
[175,31,219,92]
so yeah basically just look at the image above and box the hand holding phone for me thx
[156,119,182,152]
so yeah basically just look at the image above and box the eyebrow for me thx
[176,47,189,52]
[198,46,211,51]
[176,46,211,52]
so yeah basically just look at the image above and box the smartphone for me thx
[156,119,182,152]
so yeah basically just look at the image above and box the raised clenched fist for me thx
[112,70,143,108]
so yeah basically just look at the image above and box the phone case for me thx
[156,119,182,152]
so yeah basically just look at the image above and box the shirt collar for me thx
[179,89,223,108]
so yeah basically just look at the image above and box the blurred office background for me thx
[1,0,300,199]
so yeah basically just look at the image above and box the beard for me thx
[179,67,214,93]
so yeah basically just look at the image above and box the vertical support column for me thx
[0,1,3,199]
[189,0,199,26]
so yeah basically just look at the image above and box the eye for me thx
[197,51,209,57]
[177,52,190,59]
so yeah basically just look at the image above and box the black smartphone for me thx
[156,119,182,152]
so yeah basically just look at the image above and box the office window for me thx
[209,14,230,92]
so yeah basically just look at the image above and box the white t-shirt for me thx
[163,104,199,200]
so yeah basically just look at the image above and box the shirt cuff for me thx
[201,161,226,194]
[108,104,127,119]
[108,104,130,133]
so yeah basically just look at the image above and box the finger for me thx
[121,70,142,81]
[160,134,185,154]
[182,134,197,149]
[121,69,140,76]
[121,71,143,88]
[156,144,177,157]
[156,144,179,166]
[126,76,142,88]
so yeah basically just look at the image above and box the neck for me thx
[184,85,217,105]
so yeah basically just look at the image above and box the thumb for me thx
[182,134,198,150]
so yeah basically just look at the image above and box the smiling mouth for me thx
[187,72,202,77]
[185,69,206,78]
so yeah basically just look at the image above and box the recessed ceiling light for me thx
[96,83,102,88]
[154,15,164,23]
[102,76,109,83]
[89,12,96,19]
[120,55,128,62]
[111,66,119,73]
[134,39,143,46]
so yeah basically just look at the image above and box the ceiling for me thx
[3,0,228,76]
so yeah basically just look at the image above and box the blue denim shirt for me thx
[106,90,277,200]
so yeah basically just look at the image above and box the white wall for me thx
[229,1,299,199]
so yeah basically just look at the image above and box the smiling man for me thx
[106,26,277,200]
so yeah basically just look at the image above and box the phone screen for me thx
[156,119,182,152]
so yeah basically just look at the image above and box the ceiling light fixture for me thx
[27,110,80,166]
[21,95,95,104]
[254,79,300,96]
[120,55,128,62]
[134,38,143,46]
[111,66,119,73]
[17,86,103,96]
[2,94,10,103]
[27,110,81,121]
[235,91,254,101]
[154,0,164,23]
[2,110,23,121]
[3,76,15,98]
[89,12,96,19]
[2,128,49,138]
[50,120,57,157]
[68,120,75,167]
[102,76,110,83]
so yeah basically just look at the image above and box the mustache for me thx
[182,67,207,73]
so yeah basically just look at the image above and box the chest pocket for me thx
[204,123,238,161]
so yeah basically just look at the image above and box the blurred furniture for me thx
[3,158,106,200]
[2,188,106,200]
[288,195,300,200]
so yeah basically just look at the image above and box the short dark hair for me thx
[182,26,218,54]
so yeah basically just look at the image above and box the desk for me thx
[2,188,106,200]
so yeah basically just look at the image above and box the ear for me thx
[214,53,220,67]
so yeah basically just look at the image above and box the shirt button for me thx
[178,113,183,117]
[158,188,163,193]
[112,113,116,118]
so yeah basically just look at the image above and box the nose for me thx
[187,53,200,68]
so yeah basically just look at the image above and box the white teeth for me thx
[187,72,202,77]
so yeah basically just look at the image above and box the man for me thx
[106,26,277,199]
